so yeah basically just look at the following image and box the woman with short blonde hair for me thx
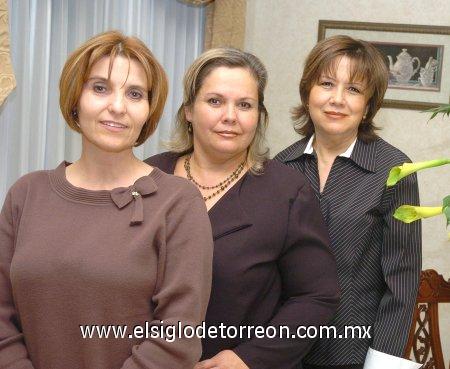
[147,47,339,369]
[167,47,269,174]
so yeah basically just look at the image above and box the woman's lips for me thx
[216,130,238,138]
[324,111,348,119]
[100,121,128,132]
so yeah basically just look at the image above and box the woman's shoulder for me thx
[144,151,179,173]
[273,137,310,163]
[4,169,54,211]
[8,169,52,195]
[252,159,310,192]
[150,166,202,202]
[144,152,197,198]
[145,152,203,201]
[373,137,412,167]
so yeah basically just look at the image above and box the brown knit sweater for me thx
[0,162,213,369]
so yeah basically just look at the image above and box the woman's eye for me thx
[93,84,107,93]
[348,86,362,94]
[239,102,252,109]
[320,81,333,88]
[208,98,220,105]
[128,90,144,100]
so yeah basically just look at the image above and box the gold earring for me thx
[188,122,193,133]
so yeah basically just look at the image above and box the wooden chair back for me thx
[404,269,450,369]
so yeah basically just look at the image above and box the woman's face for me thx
[308,56,369,141]
[77,55,150,153]
[186,66,259,160]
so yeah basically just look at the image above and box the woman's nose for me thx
[108,91,127,114]
[223,103,237,123]
[330,86,345,105]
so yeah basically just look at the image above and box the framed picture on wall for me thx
[318,20,450,110]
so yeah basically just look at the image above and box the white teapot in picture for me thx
[387,49,421,84]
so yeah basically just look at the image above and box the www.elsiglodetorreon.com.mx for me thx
[80,321,372,342]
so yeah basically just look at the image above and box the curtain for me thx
[0,0,16,106]
[0,0,205,202]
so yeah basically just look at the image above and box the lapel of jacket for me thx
[208,180,253,241]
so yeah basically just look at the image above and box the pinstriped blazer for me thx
[275,137,422,366]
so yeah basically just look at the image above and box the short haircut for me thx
[59,30,168,146]
[167,47,269,174]
[292,35,389,142]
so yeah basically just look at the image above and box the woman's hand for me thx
[194,350,249,369]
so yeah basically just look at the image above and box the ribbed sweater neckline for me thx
[49,161,162,205]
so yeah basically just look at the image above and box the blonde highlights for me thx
[167,47,269,174]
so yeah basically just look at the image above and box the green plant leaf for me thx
[444,195,450,227]
[443,195,450,209]
[424,104,450,121]
[386,159,450,187]
[393,205,443,223]
[444,206,450,227]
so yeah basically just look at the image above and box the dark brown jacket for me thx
[146,153,340,369]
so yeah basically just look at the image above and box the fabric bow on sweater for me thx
[110,175,157,226]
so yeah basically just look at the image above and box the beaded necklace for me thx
[184,155,246,201]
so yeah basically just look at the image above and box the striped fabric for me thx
[274,137,422,366]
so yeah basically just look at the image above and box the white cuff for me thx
[363,348,422,369]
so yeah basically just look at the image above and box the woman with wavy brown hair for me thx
[276,35,421,369]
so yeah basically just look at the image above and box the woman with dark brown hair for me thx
[0,31,213,369]
[276,35,422,369]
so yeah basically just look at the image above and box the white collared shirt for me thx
[304,134,357,158]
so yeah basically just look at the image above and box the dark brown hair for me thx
[292,35,388,142]
[60,30,168,146]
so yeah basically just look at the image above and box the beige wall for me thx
[245,0,450,362]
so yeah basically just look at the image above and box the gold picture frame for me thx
[318,20,450,110]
